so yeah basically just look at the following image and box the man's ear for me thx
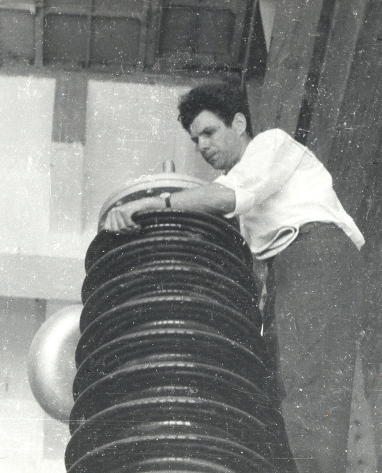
[232,113,247,136]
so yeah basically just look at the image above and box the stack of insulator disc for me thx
[65,210,295,473]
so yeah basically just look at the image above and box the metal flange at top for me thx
[97,161,207,233]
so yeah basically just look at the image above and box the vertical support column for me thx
[145,0,163,68]
[325,0,382,218]
[34,0,44,67]
[50,73,88,234]
[251,0,325,136]
[306,0,368,164]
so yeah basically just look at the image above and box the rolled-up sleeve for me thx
[214,129,306,217]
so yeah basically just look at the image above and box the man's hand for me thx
[101,196,165,233]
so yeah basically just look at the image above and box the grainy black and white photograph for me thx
[0,0,381,472]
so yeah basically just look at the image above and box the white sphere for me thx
[28,305,82,423]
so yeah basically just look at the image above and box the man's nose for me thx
[198,136,210,151]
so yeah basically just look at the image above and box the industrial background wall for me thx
[0,0,382,472]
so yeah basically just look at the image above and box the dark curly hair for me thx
[178,83,252,136]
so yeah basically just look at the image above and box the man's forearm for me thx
[169,183,236,215]
[103,182,236,232]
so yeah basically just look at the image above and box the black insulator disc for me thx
[82,236,256,302]
[65,397,274,470]
[75,296,263,365]
[96,457,236,473]
[69,363,279,432]
[73,329,271,397]
[85,230,133,271]
[84,211,252,271]
[66,435,274,473]
[82,279,256,326]
[133,212,251,262]
[81,264,259,326]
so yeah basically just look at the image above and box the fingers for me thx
[103,205,141,233]
[102,197,165,233]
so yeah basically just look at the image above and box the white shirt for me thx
[214,128,364,260]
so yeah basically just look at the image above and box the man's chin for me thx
[204,156,224,171]
[208,157,221,169]
[212,161,226,171]
[211,163,222,171]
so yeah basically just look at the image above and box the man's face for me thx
[189,110,242,172]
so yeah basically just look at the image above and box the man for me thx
[103,83,365,473]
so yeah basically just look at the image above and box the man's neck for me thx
[223,135,252,175]
[241,134,252,154]
[234,133,252,167]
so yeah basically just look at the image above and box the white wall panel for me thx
[0,76,89,301]
[0,76,55,252]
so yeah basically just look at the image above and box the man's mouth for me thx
[205,153,216,164]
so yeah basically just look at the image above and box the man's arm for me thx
[102,182,236,232]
